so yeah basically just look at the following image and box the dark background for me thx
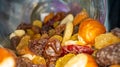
[108,0,120,30]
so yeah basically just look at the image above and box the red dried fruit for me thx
[62,45,94,56]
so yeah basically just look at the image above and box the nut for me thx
[14,30,25,37]
[9,33,16,39]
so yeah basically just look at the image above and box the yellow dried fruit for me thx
[33,20,42,28]
[62,22,73,46]
[60,14,74,25]
[53,21,59,28]
[32,56,46,65]
[64,53,98,67]
[48,29,56,37]
[94,33,120,49]
[50,35,63,42]
[16,35,31,55]
[33,34,41,40]
[110,65,120,67]
[26,29,34,36]
[55,53,75,67]
[64,40,86,46]
[70,33,78,40]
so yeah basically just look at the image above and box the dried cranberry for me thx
[61,45,94,56]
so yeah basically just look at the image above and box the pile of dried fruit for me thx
[1,9,120,67]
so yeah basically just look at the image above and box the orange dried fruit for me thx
[0,48,16,67]
[78,18,106,45]
[44,12,54,23]
[55,53,75,67]
[73,9,89,26]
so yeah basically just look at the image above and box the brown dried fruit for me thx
[96,43,120,66]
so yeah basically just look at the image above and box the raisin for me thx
[10,36,21,49]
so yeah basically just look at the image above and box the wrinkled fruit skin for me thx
[10,36,21,50]
[29,38,48,56]
[96,43,120,67]
[16,57,46,67]
[62,45,94,56]
[44,38,62,58]
[111,27,120,38]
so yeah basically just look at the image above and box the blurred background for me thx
[0,0,119,47]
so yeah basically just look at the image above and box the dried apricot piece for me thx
[73,9,89,26]
[55,53,75,67]
[44,12,54,23]
[78,18,106,45]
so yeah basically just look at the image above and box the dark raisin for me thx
[10,36,21,49]
[96,43,120,66]
[17,23,32,30]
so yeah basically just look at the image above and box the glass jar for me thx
[0,0,106,48]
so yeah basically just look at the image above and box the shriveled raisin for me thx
[55,24,66,35]
[44,38,62,58]
[29,38,49,56]
[17,23,32,30]
[10,36,21,49]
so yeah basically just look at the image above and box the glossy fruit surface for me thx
[64,53,98,67]
[55,53,75,67]
[62,45,94,56]
[73,9,89,26]
[78,18,106,44]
